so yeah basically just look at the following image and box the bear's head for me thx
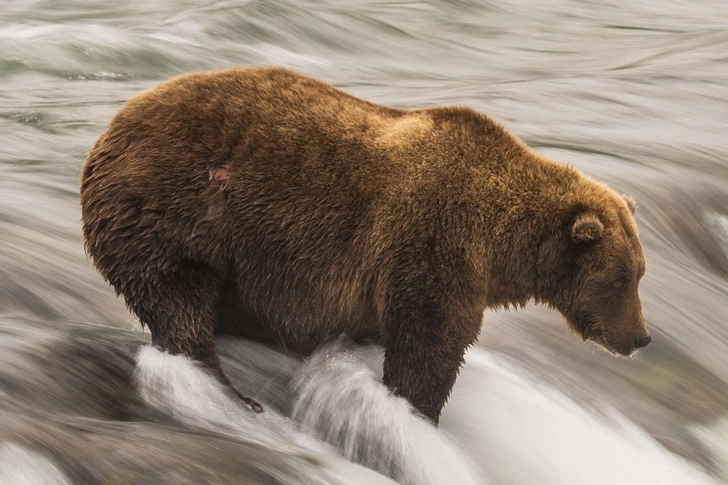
[543,188,650,356]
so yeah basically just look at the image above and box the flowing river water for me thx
[1,1,727,484]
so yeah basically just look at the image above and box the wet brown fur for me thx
[80,67,649,423]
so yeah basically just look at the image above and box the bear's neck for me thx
[471,152,579,310]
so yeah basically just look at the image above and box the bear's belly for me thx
[215,278,380,356]
[275,318,381,356]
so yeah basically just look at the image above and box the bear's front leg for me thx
[381,286,483,425]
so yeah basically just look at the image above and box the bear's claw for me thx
[240,394,265,413]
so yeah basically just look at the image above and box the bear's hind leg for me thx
[128,259,264,413]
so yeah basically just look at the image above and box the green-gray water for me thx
[1,1,727,484]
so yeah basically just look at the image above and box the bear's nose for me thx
[634,335,652,349]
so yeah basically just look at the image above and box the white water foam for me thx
[705,212,728,256]
[442,348,718,485]
[0,443,72,485]
[134,343,718,485]
[291,342,483,485]
[134,346,397,485]
[135,345,324,454]
[693,418,728,484]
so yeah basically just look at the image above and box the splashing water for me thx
[133,338,717,485]
[135,344,398,485]
[291,343,481,485]
[135,345,325,455]
[443,349,718,485]
[0,443,73,485]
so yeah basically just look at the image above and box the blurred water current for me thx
[1,1,727,483]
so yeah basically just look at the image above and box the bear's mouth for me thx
[573,313,603,343]
[570,313,634,356]
[575,318,632,356]
[586,333,635,357]
[587,336,619,355]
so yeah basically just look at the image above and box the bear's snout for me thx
[633,335,652,349]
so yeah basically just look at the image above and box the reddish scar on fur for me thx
[211,164,229,181]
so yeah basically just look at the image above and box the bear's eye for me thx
[612,280,624,289]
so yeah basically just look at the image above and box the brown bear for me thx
[80,67,650,424]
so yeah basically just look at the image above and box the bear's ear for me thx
[622,194,637,214]
[571,212,604,243]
